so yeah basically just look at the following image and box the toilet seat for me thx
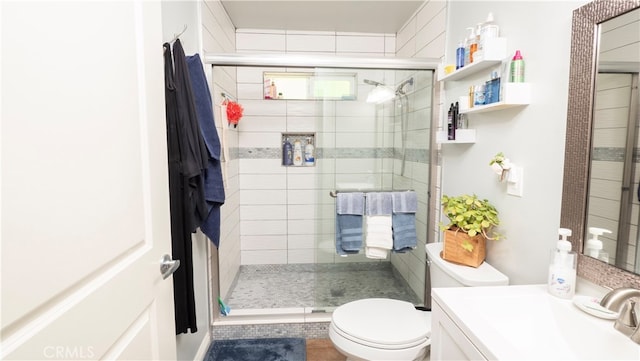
[330,298,431,350]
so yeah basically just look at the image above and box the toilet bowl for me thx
[329,242,509,361]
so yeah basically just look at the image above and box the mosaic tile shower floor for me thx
[225,262,422,310]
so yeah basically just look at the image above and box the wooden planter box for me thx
[442,229,486,268]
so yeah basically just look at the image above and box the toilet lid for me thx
[331,298,430,348]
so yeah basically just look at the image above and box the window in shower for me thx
[263,71,356,100]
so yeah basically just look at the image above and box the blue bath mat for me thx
[205,337,306,361]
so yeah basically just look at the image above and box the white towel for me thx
[365,215,393,259]
[365,246,389,259]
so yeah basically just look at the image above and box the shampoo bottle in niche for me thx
[304,137,315,166]
[282,138,293,166]
[293,139,303,166]
[585,227,612,262]
[548,228,577,299]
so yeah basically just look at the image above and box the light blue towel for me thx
[391,191,417,252]
[336,192,365,215]
[392,213,417,252]
[335,192,364,254]
[392,191,417,213]
[336,214,363,255]
[366,192,393,216]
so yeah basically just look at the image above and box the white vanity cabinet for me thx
[431,297,488,360]
[430,285,640,360]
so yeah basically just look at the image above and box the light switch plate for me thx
[507,166,523,197]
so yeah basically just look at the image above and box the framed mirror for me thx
[561,0,640,289]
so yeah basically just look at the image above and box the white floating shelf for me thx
[436,129,476,144]
[460,83,531,114]
[438,38,507,81]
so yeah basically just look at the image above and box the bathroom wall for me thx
[441,0,589,285]
[162,1,238,359]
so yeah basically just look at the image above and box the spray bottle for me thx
[585,227,612,262]
[509,50,525,82]
[548,228,577,299]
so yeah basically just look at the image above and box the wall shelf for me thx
[460,83,531,114]
[437,38,507,81]
[436,129,476,144]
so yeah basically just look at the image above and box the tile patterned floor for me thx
[225,262,422,310]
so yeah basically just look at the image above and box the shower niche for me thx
[281,132,315,167]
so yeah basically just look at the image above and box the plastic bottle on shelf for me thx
[456,41,465,70]
[548,228,577,299]
[447,103,455,140]
[304,137,315,166]
[464,27,477,65]
[480,12,500,49]
[509,50,525,82]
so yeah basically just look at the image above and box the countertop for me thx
[432,284,640,360]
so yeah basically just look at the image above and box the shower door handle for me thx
[160,254,180,280]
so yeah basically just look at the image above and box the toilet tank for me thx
[426,242,509,287]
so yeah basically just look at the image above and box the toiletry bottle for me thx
[457,113,467,129]
[447,103,455,140]
[480,12,500,49]
[304,137,315,166]
[456,41,465,70]
[283,138,293,166]
[509,50,525,82]
[585,227,612,261]
[270,81,277,99]
[293,139,303,166]
[453,101,459,133]
[548,228,577,299]
[465,27,478,64]
[490,71,501,103]
[468,86,475,108]
[474,84,486,106]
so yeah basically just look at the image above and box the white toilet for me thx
[329,242,509,361]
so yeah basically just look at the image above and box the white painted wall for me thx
[441,0,589,285]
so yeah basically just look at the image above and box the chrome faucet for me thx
[601,287,640,344]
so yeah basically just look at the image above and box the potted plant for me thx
[439,194,501,267]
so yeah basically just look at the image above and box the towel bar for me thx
[329,190,414,198]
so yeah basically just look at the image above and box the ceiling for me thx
[220,0,425,34]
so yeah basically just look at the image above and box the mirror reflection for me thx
[586,7,640,274]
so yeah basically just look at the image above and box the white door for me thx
[1,1,177,359]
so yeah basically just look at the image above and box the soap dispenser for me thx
[586,227,612,262]
[548,228,577,299]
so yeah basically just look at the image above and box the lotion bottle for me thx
[548,228,577,299]
[293,139,303,166]
[304,137,315,166]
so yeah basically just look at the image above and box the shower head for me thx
[364,79,385,86]
[364,79,395,103]
[395,77,414,95]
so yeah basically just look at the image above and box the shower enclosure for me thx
[207,54,437,316]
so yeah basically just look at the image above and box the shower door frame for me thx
[204,52,441,307]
